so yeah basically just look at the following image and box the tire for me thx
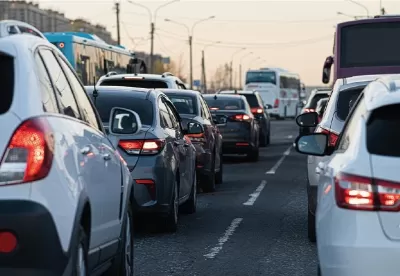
[105,204,134,276]
[247,147,259,162]
[259,131,267,147]
[215,154,223,184]
[266,130,270,145]
[72,227,89,276]
[181,170,197,214]
[202,157,216,193]
[318,264,322,276]
[163,181,179,232]
[308,208,316,243]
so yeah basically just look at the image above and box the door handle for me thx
[102,153,111,161]
[80,146,91,155]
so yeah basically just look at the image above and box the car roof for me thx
[218,90,257,95]
[203,94,246,100]
[85,85,154,100]
[363,74,400,111]
[0,20,46,39]
[342,74,394,84]
[97,73,176,83]
[161,89,201,96]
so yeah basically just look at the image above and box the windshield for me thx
[89,93,154,125]
[341,22,400,68]
[166,94,198,115]
[336,87,364,121]
[245,71,276,85]
[203,97,245,110]
[100,79,168,89]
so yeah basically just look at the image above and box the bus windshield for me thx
[245,71,276,85]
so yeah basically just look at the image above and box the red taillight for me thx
[273,99,279,108]
[315,126,339,147]
[304,108,315,113]
[229,114,251,121]
[0,231,17,253]
[335,173,400,211]
[118,139,165,155]
[135,179,156,200]
[0,118,53,185]
[251,107,263,114]
[186,133,206,143]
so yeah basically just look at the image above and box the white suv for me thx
[96,72,187,89]
[0,32,140,275]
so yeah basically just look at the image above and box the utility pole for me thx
[201,50,207,93]
[189,35,193,89]
[230,61,233,90]
[149,23,155,73]
[239,64,242,88]
[115,2,121,45]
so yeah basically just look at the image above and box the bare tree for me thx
[164,53,186,82]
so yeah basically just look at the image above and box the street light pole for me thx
[202,41,220,93]
[230,48,245,90]
[127,0,179,73]
[239,52,253,87]
[345,0,370,18]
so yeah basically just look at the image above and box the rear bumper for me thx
[0,200,70,275]
[222,141,255,154]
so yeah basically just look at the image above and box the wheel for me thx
[163,181,179,232]
[202,157,216,193]
[247,147,259,162]
[308,208,316,243]
[215,153,223,184]
[259,131,267,147]
[181,170,197,214]
[72,227,89,276]
[105,203,134,276]
[266,130,270,145]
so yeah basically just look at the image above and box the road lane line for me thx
[243,180,266,206]
[204,218,243,259]
[287,135,293,139]
[265,146,292,175]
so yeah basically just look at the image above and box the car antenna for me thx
[92,76,98,106]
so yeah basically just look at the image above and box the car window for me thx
[203,97,245,110]
[367,104,400,157]
[57,55,101,130]
[158,98,173,128]
[337,95,366,152]
[242,94,259,107]
[34,53,59,113]
[167,94,198,115]
[199,97,211,120]
[0,52,14,115]
[100,79,168,89]
[306,93,328,109]
[88,93,154,126]
[39,49,80,119]
[164,100,180,129]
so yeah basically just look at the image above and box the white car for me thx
[295,74,400,276]
[0,20,45,39]
[0,31,139,275]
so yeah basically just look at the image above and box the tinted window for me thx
[336,87,363,121]
[341,22,400,67]
[245,71,276,85]
[165,101,179,129]
[34,54,58,113]
[166,94,198,115]
[316,99,328,115]
[40,49,80,119]
[158,98,173,128]
[89,93,153,126]
[100,79,168,89]
[57,56,100,130]
[0,53,14,114]
[241,94,259,107]
[203,97,245,110]
[306,93,328,109]
[367,104,400,157]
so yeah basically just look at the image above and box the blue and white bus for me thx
[44,32,147,85]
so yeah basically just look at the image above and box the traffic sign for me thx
[193,80,201,86]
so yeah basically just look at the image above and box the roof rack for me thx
[162,72,174,77]
[105,71,118,77]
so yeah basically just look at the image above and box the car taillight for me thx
[135,179,156,200]
[273,99,279,108]
[0,117,54,185]
[229,114,251,121]
[304,108,315,113]
[118,139,165,155]
[251,107,263,114]
[186,133,206,143]
[335,172,400,211]
[315,126,339,147]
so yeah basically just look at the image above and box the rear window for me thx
[336,88,363,121]
[89,94,153,125]
[100,79,168,89]
[203,97,244,110]
[367,104,400,157]
[166,94,198,115]
[0,53,14,114]
[241,94,259,107]
[306,93,328,109]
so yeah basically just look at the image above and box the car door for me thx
[56,52,123,245]
[164,98,191,198]
[39,48,109,251]
[199,96,219,168]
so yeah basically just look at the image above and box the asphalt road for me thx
[134,120,317,276]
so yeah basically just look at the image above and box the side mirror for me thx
[296,112,319,127]
[109,107,142,135]
[186,122,204,135]
[322,56,333,84]
[295,133,328,156]
[265,104,273,109]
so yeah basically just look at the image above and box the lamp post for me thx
[345,0,370,18]
[229,48,246,89]
[238,52,253,88]
[201,41,220,93]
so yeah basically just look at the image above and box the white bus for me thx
[244,68,301,119]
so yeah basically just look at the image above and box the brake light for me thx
[0,117,54,185]
[229,114,251,121]
[304,108,315,113]
[118,139,165,155]
[251,107,263,114]
[186,133,206,143]
[315,126,339,147]
[335,173,400,211]
[135,179,156,200]
[274,99,279,108]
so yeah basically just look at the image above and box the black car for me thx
[218,90,271,147]
[203,94,259,161]
[299,88,330,135]
[162,89,223,193]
